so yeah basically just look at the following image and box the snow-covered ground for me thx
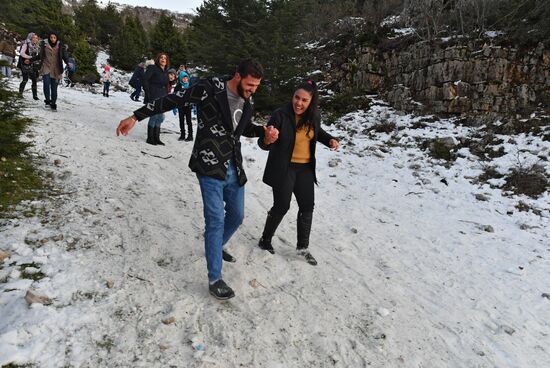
[0,66,549,367]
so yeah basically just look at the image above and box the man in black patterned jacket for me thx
[116,59,279,300]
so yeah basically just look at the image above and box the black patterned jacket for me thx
[133,76,264,186]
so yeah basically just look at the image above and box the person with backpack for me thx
[142,53,170,145]
[129,62,145,102]
[65,53,76,87]
[18,32,41,100]
[38,31,72,111]
[102,65,111,97]
[175,66,193,141]
[257,80,339,266]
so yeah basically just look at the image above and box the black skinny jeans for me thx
[270,163,315,217]
[178,105,192,135]
[20,70,37,92]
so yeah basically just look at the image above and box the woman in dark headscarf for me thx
[38,31,72,111]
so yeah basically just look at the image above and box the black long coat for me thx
[143,63,168,104]
[260,102,335,190]
[133,76,264,185]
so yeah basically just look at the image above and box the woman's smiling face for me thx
[292,88,312,117]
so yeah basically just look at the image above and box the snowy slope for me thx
[0,68,549,367]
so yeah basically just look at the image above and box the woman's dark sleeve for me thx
[258,111,282,151]
[317,125,335,148]
[133,82,206,121]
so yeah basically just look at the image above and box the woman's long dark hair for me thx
[295,80,319,133]
[154,52,170,70]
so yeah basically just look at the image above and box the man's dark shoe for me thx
[258,237,275,254]
[209,279,235,300]
[178,135,185,141]
[185,134,193,141]
[50,103,57,111]
[222,250,236,263]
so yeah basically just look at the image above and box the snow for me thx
[485,31,506,38]
[0,61,549,367]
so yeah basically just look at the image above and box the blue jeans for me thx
[148,113,164,128]
[197,160,245,282]
[42,74,58,103]
[103,81,110,95]
[130,84,142,99]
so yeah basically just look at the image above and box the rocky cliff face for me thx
[316,32,549,121]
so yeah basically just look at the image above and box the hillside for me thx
[0,58,548,366]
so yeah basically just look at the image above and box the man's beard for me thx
[237,81,246,99]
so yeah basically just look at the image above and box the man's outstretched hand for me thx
[116,116,137,136]
[263,125,279,145]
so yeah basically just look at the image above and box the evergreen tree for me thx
[74,0,101,45]
[71,36,100,82]
[97,4,123,46]
[111,15,147,70]
[186,0,308,109]
[149,13,186,67]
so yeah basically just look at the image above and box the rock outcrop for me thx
[314,27,549,120]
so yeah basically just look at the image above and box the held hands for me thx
[263,125,279,145]
[24,59,30,65]
[116,115,137,136]
[329,139,340,151]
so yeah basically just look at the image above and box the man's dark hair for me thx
[236,59,264,79]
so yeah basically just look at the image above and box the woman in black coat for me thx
[143,53,169,145]
[258,80,339,265]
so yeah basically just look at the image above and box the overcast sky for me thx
[101,0,205,14]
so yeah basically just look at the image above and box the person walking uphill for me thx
[39,31,72,111]
[116,59,279,300]
[129,62,145,101]
[143,53,169,145]
[18,32,41,100]
[257,80,339,266]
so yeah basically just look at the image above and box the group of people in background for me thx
[128,52,195,145]
[1,31,73,111]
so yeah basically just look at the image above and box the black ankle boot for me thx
[32,87,38,100]
[258,211,284,254]
[185,133,193,141]
[154,126,165,145]
[146,126,156,145]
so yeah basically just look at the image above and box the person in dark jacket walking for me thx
[38,31,72,111]
[174,68,193,141]
[129,62,145,101]
[143,53,169,145]
[115,59,279,300]
[18,32,41,99]
[257,80,339,265]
